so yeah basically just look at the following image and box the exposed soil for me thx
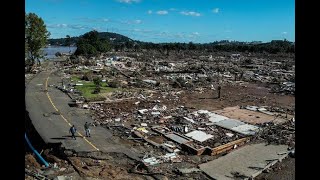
[181,83,294,113]
[256,157,295,180]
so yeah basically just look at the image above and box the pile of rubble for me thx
[111,90,136,99]
[270,82,295,95]
[253,119,295,147]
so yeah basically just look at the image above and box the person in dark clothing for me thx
[217,85,221,99]
[84,122,91,137]
[69,125,77,140]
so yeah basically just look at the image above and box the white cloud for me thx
[78,17,111,23]
[134,19,142,24]
[156,10,168,15]
[133,28,152,33]
[156,31,170,36]
[187,32,200,38]
[176,34,184,38]
[122,19,142,24]
[180,11,201,17]
[212,8,219,14]
[282,32,288,35]
[69,25,86,30]
[147,10,152,14]
[117,0,140,4]
[48,23,92,30]
[48,24,68,28]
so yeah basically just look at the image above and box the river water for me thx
[42,46,77,59]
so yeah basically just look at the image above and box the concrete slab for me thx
[214,106,286,125]
[197,110,210,114]
[207,113,229,123]
[185,130,213,142]
[231,124,260,135]
[165,133,191,144]
[246,105,259,111]
[199,143,289,180]
[214,119,246,129]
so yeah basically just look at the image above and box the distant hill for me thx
[48,32,134,46]
[48,31,294,54]
[98,32,134,43]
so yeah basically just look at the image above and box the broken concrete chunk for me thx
[138,109,148,114]
[226,133,234,137]
[151,111,161,116]
[177,168,201,174]
[184,117,195,123]
[137,127,149,133]
[83,104,89,109]
[134,101,140,105]
[246,106,259,111]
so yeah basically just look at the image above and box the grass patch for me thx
[72,76,118,101]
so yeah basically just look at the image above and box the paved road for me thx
[26,62,141,160]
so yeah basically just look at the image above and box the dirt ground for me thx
[256,156,295,180]
[181,83,295,114]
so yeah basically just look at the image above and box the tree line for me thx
[118,40,294,54]
[25,12,294,72]
[59,31,295,55]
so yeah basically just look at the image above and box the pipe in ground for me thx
[25,133,49,167]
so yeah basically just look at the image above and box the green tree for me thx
[25,12,50,68]
[75,43,98,56]
[93,77,102,94]
[74,30,111,56]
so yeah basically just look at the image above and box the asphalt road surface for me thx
[25,62,141,160]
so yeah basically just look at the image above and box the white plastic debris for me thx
[184,126,189,133]
[226,133,234,137]
[184,117,195,123]
[134,101,140,105]
[163,116,172,119]
[151,112,161,116]
[83,104,89,109]
[138,109,148,114]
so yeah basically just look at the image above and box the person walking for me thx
[84,122,91,137]
[217,85,221,99]
[69,125,77,140]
